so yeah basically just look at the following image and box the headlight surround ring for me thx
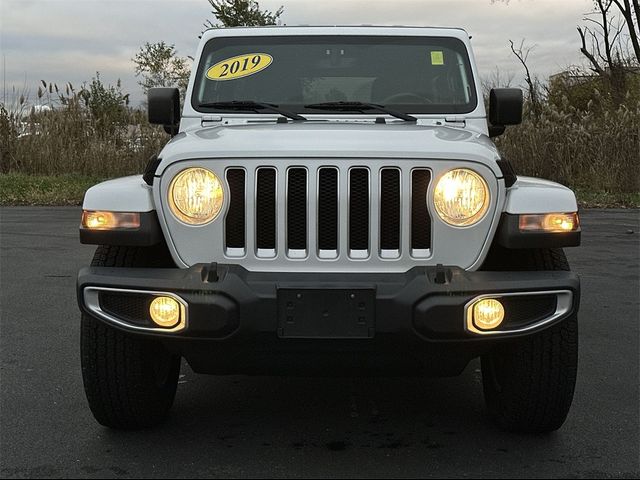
[168,167,225,225]
[433,168,490,227]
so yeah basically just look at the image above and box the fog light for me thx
[149,296,181,328]
[473,298,505,330]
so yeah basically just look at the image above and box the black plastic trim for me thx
[148,87,180,127]
[79,211,162,246]
[78,264,580,376]
[78,264,579,340]
[143,155,161,185]
[496,159,517,187]
[488,124,506,138]
[497,213,581,249]
[489,88,523,126]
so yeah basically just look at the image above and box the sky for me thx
[1,0,599,106]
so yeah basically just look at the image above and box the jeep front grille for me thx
[224,165,432,261]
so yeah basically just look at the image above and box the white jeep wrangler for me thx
[78,26,581,432]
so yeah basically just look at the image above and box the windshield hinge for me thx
[444,116,466,125]
[201,115,223,126]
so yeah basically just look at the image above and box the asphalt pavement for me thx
[0,207,638,478]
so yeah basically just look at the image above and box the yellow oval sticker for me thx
[206,53,273,81]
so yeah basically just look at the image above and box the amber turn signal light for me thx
[519,213,579,233]
[82,211,141,230]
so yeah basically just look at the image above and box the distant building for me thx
[549,71,596,87]
[550,67,640,86]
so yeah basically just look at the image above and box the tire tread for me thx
[81,245,179,430]
[481,247,578,433]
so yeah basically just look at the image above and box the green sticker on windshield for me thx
[431,51,444,65]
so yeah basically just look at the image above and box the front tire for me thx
[480,248,579,433]
[81,245,181,430]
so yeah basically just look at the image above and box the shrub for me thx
[1,73,638,198]
[0,77,166,177]
[497,95,640,194]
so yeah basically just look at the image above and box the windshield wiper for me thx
[303,101,417,122]
[197,101,307,121]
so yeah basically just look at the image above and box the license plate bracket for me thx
[277,289,375,339]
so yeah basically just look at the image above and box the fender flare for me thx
[496,176,580,249]
[504,176,578,214]
[82,175,155,212]
[81,176,161,246]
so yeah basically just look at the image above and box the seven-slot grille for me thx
[224,166,431,261]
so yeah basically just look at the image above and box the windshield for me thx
[192,35,477,115]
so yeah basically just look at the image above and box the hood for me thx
[156,122,501,176]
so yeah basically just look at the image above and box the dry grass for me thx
[0,80,166,178]
[497,97,640,194]
[0,173,105,206]
[1,77,638,207]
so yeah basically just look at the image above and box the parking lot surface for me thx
[1,207,638,478]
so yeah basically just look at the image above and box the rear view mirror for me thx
[148,88,180,135]
[489,88,523,137]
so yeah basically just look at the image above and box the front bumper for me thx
[77,264,579,376]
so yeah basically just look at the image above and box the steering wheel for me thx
[380,92,432,104]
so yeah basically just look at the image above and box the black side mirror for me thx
[148,88,180,135]
[489,88,523,137]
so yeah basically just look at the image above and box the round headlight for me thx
[433,169,489,226]
[169,167,224,225]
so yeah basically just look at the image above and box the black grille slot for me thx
[256,168,277,250]
[318,168,338,251]
[349,168,370,251]
[225,169,245,249]
[287,168,307,250]
[502,295,558,328]
[380,169,401,250]
[99,292,151,326]
[411,169,432,250]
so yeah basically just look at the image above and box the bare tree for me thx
[492,0,637,65]
[509,39,542,115]
[610,0,640,63]
[577,0,639,105]
[578,1,623,72]
[482,66,515,100]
